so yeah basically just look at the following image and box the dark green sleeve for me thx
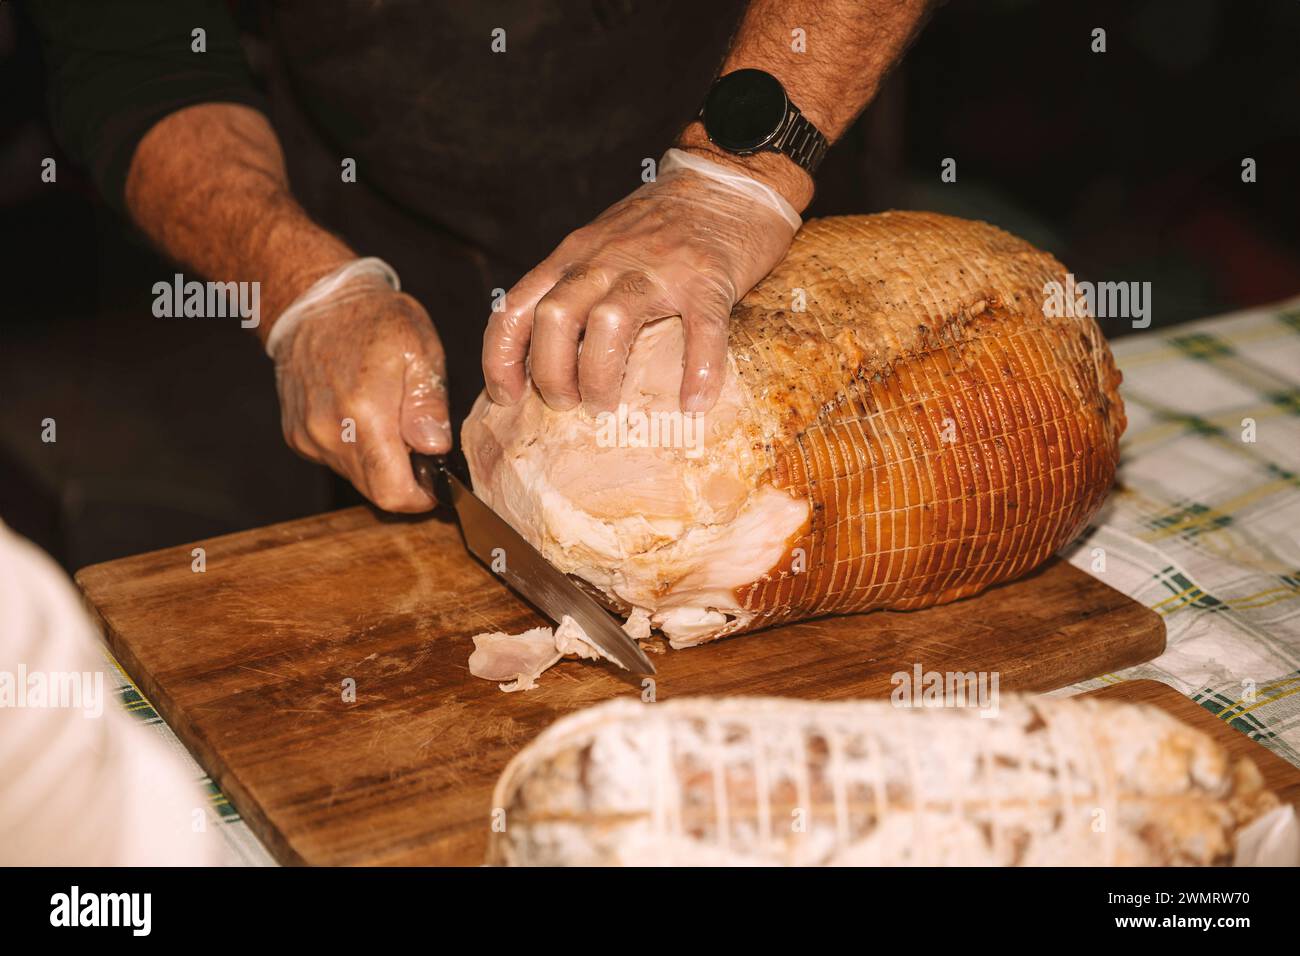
[23,0,266,211]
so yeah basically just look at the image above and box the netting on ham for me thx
[487,697,1277,866]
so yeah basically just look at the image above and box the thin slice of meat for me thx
[468,626,559,693]
[468,614,634,692]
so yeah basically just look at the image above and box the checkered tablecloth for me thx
[1055,296,1300,770]
[104,295,1300,865]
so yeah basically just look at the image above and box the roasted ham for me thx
[464,212,1125,646]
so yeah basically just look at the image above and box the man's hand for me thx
[484,0,932,416]
[126,103,450,511]
[272,284,450,513]
[483,155,799,414]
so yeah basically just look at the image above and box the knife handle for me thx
[410,453,446,503]
[411,450,470,504]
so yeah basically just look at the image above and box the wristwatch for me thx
[700,68,829,175]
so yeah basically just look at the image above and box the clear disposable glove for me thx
[483,148,801,414]
[269,263,451,513]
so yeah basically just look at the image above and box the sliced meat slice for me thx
[468,626,559,693]
[468,614,632,692]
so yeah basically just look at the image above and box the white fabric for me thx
[0,523,224,865]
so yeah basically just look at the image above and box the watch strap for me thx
[771,104,829,175]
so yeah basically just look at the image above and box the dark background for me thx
[2,0,1298,571]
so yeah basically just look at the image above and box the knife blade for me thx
[413,453,656,676]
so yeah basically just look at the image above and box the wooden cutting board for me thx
[75,505,1164,865]
[1082,680,1300,808]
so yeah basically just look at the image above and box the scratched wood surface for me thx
[75,505,1165,866]
[1082,680,1300,808]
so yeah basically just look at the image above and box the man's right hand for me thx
[125,104,451,513]
[271,284,451,513]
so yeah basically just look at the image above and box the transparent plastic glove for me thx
[483,148,801,414]
[269,263,450,513]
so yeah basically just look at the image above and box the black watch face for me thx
[702,69,788,153]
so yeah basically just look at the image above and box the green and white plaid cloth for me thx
[103,295,1300,864]
[1056,295,1300,770]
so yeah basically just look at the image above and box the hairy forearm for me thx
[677,0,934,210]
[124,103,355,343]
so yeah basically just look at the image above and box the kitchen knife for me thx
[412,453,656,676]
